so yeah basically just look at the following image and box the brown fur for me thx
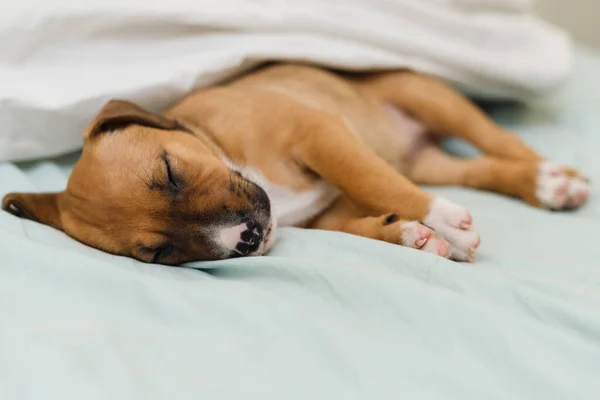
[2,63,588,264]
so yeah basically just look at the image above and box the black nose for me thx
[235,219,263,256]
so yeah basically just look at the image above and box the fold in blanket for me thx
[0,0,571,162]
[453,0,533,13]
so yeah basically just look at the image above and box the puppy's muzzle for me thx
[219,217,275,257]
[235,219,263,256]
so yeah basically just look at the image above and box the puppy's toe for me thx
[567,176,590,209]
[537,162,590,210]
[423,197,480,262]
[400,221,451,258]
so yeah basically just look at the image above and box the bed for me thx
[0,45,599,399]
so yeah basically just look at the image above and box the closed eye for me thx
[162,152,179,189]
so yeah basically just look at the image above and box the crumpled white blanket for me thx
[0,0,571,162]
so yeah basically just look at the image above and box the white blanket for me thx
[0,0,571,162]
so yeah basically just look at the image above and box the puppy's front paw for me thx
[537,162,590,210]
[400,221,450,258]
[423,197,480,262]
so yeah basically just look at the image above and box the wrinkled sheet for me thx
[0,0,570,161]
[1,47,600,400]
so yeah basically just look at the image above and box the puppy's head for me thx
[2,100,275,265]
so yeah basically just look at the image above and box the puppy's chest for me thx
[243,166,339,227]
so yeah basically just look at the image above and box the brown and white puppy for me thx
[2,63,590,265]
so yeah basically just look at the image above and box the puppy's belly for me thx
[364,103,428,169]
[243,166,339,226]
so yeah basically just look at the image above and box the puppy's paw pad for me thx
[537,162,590,210]
[400,221,431,247]
[400,221,450,258]
[422,232,451,258]
[424,197,480,262]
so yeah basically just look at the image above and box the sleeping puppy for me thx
[2,64,590,265]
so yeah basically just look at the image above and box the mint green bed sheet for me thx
[1,48,600,400]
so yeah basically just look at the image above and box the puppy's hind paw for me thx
[537,162,590,210]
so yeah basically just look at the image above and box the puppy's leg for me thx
[295,116,480,261]
[309,196,452,258]
[408,143,589,210]
[359,71,543,161]
[359,71,590,209]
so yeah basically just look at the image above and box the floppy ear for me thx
[2,192,63,231]
[84,99,186,139]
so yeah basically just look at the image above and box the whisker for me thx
[133,169,151,187]
[141,164,154,183]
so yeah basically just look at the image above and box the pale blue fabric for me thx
[1,48,599,400]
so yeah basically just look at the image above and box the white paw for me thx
[400,221,450,258]
[423,197,480,262]
[537,162,590,210]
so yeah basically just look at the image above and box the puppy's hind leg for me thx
[407,143,588,210]
[357,70,543,162]
[360,71,590,210]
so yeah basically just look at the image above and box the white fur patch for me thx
[400,221,426,248]
[218,223,247,252]
[536,161,590,209]
[568,177,590,203]
[400,220,450,258]
[423,197,480,262]
[262,178,340,226]
[536,162,569,209]
[227,161,339,227]
[568,177,588,197]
